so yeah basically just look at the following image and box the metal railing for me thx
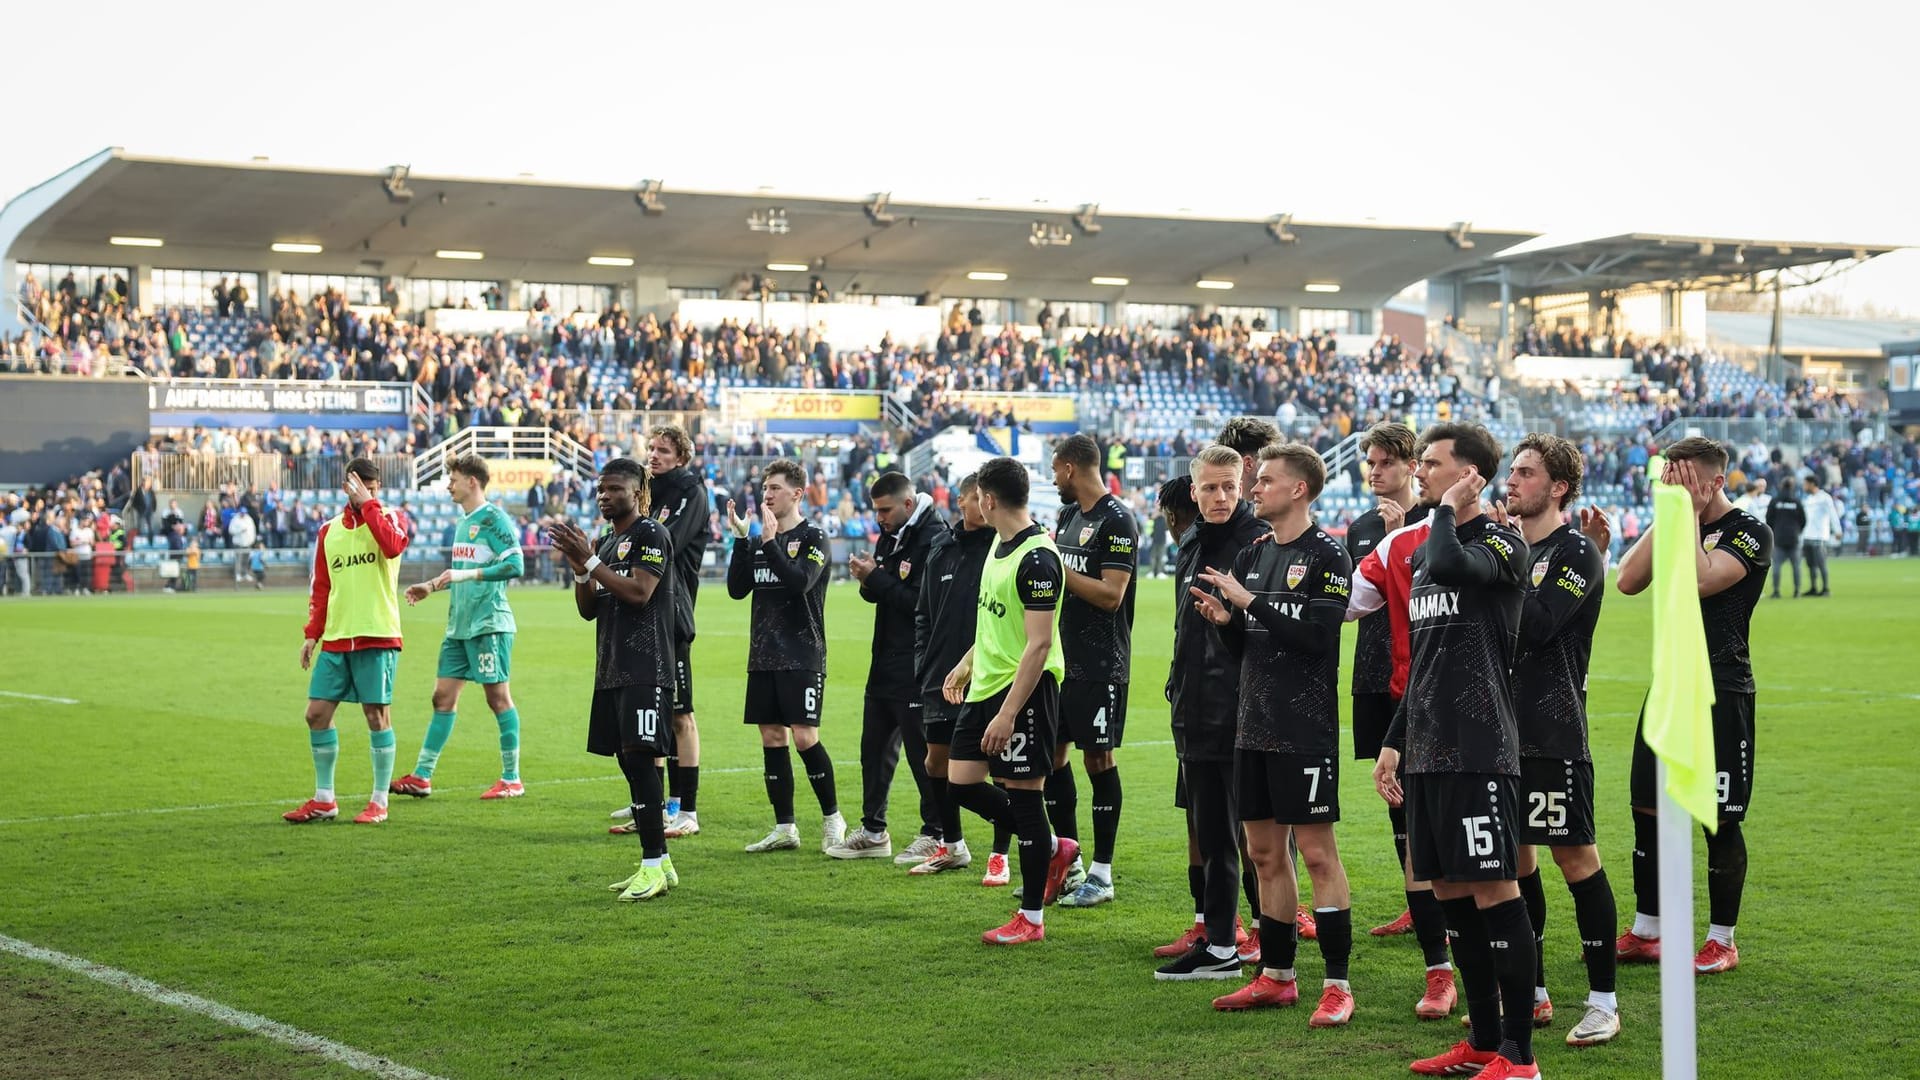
[131,451,415,495]
[412,426,596,489]
[1650,414,1884,454]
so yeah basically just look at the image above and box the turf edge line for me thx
[0,932,450,1080]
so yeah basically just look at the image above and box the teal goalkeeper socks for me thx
[416,710,457,778]
[310,728,339,798]
[370,728,397,806]
[496,708,521,782]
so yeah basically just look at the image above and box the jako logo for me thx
[331,552,378,570]
[979,595,1009,617]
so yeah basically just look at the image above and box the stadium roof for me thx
[1456,232,1905,293]
[2,149,1536,308]
[1705,310,1920,358]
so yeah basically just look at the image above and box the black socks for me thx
[1007,787,1053,913]
[1045,765,1078,842]
[1316,908,1353,982]
[763,746,795,824]
[1088,766,1121,866]
[1442,897,1500,1053]
[1259,914,1298,973]
[1481,896,1540,1066]
[1409,888,1451,968]
[1706,822,1747,927]
[797,743,837,816]
[1568,868,1618,994]
[1517,868,1547,991]
[1632,810,1659,918]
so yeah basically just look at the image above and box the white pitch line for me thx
[0,769,766,827]
[0,933,449,1080]
[0,690,79,704]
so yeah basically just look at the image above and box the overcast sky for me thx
[8,0,1917,312]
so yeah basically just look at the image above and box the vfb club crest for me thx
[1285,563,1308,589]
[616,538,633,561]
[1531,556,1551,586]
[786,539,802,558]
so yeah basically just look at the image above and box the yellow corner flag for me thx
[1645,480,1719,831]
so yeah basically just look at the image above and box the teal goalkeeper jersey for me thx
[445,502,523,639]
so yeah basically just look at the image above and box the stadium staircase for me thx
[413,426,596,490]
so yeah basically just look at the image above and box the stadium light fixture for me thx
[1090,276,1130,287]
[435,249,484,261]
[1196,279,1234,290]
[767,262,811,273]
[109,235,164,247]
[1072,203,1102,236]
[967,271,1009,282]
[635,179,665,216]
[865,192,896,227]
[587,256,635,267]
[1446,221,1475,251]
[1029,222,1073,247]
[1266,213,1298,244]
[1304,282,1341,293]
[271,242,323,254]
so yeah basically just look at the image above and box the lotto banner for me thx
[946,392,1077,433]
[727,389,881,433]
[487,459,560,491]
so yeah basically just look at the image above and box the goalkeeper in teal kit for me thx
[393,454,529,800]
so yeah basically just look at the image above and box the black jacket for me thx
[1168,501,1271,762]
[860,494,938,700]
[650,466,710,642]
[1765,490,1805,545]
[915,518,992,698]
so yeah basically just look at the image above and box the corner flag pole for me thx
[1656,763,1697,1080]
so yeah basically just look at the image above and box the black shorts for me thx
[922,693,959,746]
[1406,772,1520,883]
[1060,678,1127,751]
[1235,749,1339,824]
[743,670,825,728]
[671,638,695,714]
[1351,693,1396,760]
[1519,758,1597,847]
[588,684,672,758]
[951,673,1058,781]
[1630,691,1754,822]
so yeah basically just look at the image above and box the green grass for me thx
[1,561,1916,1079]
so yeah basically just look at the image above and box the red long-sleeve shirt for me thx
[304,499,410,652]
[1346,519,1432,699]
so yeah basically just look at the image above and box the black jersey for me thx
[1512,523,1606,761]
[1216,525,1352,754]
[649,465,710,643]
[1396,507,1529,776]
[1699,507,1771,693]
[1054,494,1139,684]
[1345,502,1429,695]
[591,517,676,690]
[725,520,830,673]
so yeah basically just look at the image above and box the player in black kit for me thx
[1371,423,1543,1079]
[1048,434,1138,907]
[1615,437,1772,977]
[649,424,710,838]
[1496,434,1621,1046]
[909,473,992,875]
[1192,443,1357,1027]
[550,458,680,902]
[831,471,940,863]
[726,459,845,855]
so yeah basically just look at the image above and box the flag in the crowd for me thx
[1644,479,1719,831]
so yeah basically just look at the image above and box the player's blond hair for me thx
[1257,441,1328,500]
[1189,444,1244,480]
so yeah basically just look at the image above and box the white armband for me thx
[584,555,602,574]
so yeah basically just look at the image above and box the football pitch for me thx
[2,561,1916,1079]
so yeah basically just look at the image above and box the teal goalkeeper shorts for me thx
[437,633,513,684]
[308,648,400,705]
